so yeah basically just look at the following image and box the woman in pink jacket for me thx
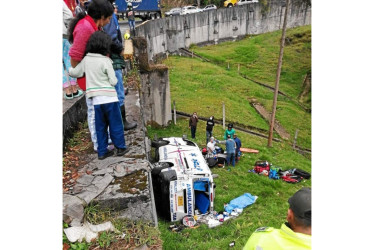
[68,0,114,151]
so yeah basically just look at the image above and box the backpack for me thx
[254,161,270,174]
[292,168,311,179]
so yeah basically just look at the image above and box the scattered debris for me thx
[64,221,117,243]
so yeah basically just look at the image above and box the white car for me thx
[202,4,217,11]
[151,137,216,222]
[236,0,258,6]
[165,7,182,17]
[181,5,203,15]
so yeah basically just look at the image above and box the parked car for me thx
[181,5,203,15]
[236,0,259,6]
[202,4,217,11]
[165,7,182,17]
[151,137,216,222]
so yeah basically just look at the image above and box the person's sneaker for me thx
[116,147,130,156]
[72,89,84,98]
[64,93,74,100]
[98,150,114,160]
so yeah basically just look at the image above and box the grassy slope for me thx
[190,26,311,104]
[164,50,311,148]
[147,118,311,249]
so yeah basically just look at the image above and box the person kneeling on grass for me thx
[69,31,129,160]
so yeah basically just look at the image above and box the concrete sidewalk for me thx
[63,84,156,227]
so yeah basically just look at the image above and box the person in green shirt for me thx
[224,123,236,140]
[243,187,311,250]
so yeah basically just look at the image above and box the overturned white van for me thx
[151,137,216,222]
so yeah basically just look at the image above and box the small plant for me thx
[98,231,115,248]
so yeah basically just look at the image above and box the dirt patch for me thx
[114,170,148,195]
[63,122,96,193]
[251,102,290,140]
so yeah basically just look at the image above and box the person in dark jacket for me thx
[233,134,241,162]
[189,112,198,139]
[206,116,215,144]
[103,0,137,131]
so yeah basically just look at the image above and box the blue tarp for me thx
[224,193,258,214]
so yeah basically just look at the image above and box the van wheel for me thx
[156,13,161,19]
[151,14,155,20]
[228,4,233,7]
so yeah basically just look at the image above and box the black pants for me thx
[191,126,197,139]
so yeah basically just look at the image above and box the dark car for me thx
[165,7,182,17]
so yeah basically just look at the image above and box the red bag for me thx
[254,165,270,174]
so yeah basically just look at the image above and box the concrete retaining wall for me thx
[133,37,172,127]
[136,1,311,62]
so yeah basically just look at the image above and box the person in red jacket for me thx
[68,0,114,151]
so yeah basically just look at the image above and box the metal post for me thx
[173,100,176,125]
[293,129,299,149]
[268,0,290,147]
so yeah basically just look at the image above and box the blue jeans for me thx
[226,152,235,167]
[86,96,113,151]
[129,20,135,31]
[94,102,126,157]
[114,69,125,107]
[191,126,196,139]
[206,130,212,144]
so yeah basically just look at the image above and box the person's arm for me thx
[103,14,123,55]
[105,58,118,86]
[69,25,95,63]
[69,59,85,78]
[70,58,80,68]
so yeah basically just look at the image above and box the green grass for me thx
[189,26,311,104]
[146,118,311,249]
[165,56,311,148]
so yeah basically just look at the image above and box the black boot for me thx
[121,105,137,131]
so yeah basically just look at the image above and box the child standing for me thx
[69,31,129,160]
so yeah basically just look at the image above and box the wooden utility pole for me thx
[222,102,225,129]
[268,0,290,147]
